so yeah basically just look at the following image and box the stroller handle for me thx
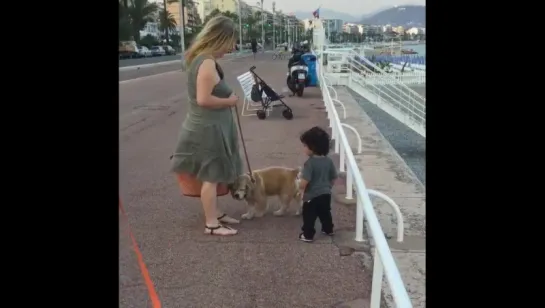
[249,66,256,71]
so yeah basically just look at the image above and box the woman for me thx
[251,38,258,60]
[171,16,242,236]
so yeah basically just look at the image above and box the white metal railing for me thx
[328,49,426,102]
[323,50,426,137]
[353,53,425,97]
[365,72,425,85]
[315,51,411,308]
[390,63,426,72]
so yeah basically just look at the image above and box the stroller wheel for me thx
[282,109,293,120]
[256,110,267,119]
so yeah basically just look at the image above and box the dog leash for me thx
[233,104,255,183]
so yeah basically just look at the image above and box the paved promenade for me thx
[119,54,372,307]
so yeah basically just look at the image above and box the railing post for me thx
[355,197,364,242]
[334,124,340,154]
[346,167,353,200]
[339,144,345,172]
[331,120,337,148]
[370,249,384,308]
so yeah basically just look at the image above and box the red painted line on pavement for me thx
[119,199,161,308]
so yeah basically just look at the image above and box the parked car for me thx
[163,45,176,55]
[151,46,166,56]
[119,41,139,59]
[137,45,152,57]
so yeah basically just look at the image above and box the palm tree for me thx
[204,8,238,24]
[223,11,239,23]
[162,0,170,44]
[241,15,257,41]
[159,8,177,44]
[127,0,159,42]
[119,1,132,40]
[204,8,222,24]
[253,11,262,41]
[276,11,285,43]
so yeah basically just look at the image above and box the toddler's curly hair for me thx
[300,126,330,156]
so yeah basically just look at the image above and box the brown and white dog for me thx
[229,167,303,219]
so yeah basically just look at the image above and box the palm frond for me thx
[127,0,159,40]
[159,9,178,32]
[167,0,193,6]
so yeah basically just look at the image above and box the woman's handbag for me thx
[175,173,229,197]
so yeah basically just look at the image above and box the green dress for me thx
[170,54,243,184]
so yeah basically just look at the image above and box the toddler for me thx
[298,126,338,242]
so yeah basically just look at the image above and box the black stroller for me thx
[249,66,293,120]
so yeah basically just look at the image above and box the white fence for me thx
[323,49,426,138]
[316,50,413,308]
[364,72,425,85]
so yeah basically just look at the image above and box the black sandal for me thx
[205,224,237,236]
[217,214,240,224]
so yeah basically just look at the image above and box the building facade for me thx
[406,27,424,35]
[392,26,404,35]
[323,19,344,33]
[195,0,252,21]
[166,2,201,34]
[363,24,383,35]
[343,23,359,34]
[139,22,161,39]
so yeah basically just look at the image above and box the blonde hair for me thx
[185,16,237,66]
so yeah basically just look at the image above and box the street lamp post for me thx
[179,0,185,67]
[287,19,290,48]
[272,2,275,49]
[279,16,283,44]
[237,0,243,53]
[260,0,264,50]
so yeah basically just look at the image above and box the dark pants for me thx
[301,194,334,239]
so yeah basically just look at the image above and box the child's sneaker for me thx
[299,233,313,242]
[321,231,335,236]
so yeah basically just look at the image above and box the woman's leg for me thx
[201,181,237,235]
[217,195,240,224]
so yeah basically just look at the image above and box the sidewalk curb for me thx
[119,52,255,72]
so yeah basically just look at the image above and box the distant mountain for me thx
[294,9,360,23]
[360,5,396,19]
[361,5,425,27]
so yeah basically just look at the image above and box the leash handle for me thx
[233,103,255,182]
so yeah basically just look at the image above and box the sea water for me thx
[408,44,426,56]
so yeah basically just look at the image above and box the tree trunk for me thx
[133,26,141,42]
[163,0,170,45]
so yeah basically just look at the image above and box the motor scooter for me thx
[286,49,309,97]
[287,62,309,97]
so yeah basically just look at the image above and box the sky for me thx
[258,0,425,16]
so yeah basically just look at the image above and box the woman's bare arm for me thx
[196,59,236,108]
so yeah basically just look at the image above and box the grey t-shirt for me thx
[301,155,338,201]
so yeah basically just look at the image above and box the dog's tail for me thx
[293,167,303,199]
[293,166,302,179]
